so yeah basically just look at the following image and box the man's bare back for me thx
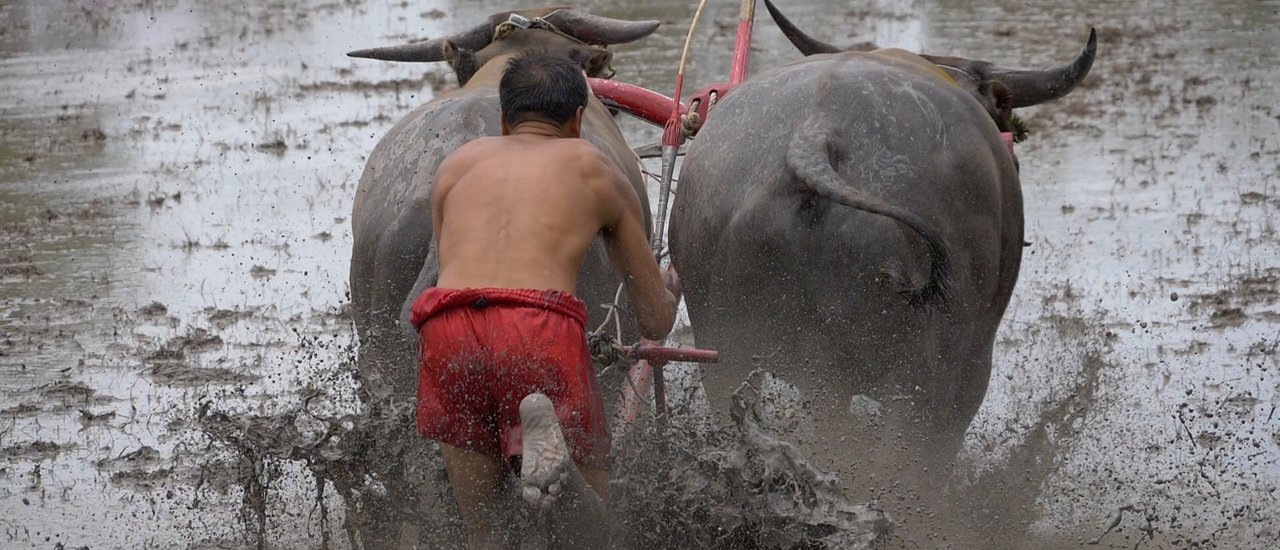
[431,121,676,340]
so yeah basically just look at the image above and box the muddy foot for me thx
[518,393,612,547]
[519,393,575,511]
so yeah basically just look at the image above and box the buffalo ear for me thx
[991,81,1013,114]
[978,80,1015,132]
[575,46,613,78]
[990,80,1014,130]
[442,40,479,86]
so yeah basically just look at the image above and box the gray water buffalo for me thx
[669,0,1095,485]
[346,7,658,546]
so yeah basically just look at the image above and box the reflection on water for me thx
[0,0,1277,547]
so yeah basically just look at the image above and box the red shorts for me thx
[410,287,610,468]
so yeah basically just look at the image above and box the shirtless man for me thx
[407,52,679,548]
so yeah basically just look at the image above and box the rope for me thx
[593,283,625,335]
[493,12,578,43]
[676,0,711,84]
[681,111,700,140]
[587,330,627,370]
[588,283,628,371]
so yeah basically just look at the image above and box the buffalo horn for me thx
[346,20,493,62]
[544,10,660,45]
[990,28,1097,108]
[763,0,841,55]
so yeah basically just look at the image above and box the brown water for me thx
[0,0,1277,548]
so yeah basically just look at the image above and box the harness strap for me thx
[492,12,617,79]
[492,12,575,45]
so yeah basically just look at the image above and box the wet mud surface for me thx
[1,0,1278,548]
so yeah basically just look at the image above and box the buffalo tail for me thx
[785,119,952,309]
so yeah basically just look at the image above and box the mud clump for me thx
[81,127,107,142]
[254,140,288,154]
[140,328,253,386]
[3,440,73,461]
[249,265,277,278]
[4,381,117,416]
[37,380,97,400]
[77,408,116,428]
[0,262,41,279]
[147,363,259,387]
[96,446,173,490]
[0,403,42,416]
[1209,307,1247,328]
[109,467,172,489]
[137,301,168,317]
[298,73,450,96]
[204,306,256,328]
[97,446,164,471]
[144,327,225,363]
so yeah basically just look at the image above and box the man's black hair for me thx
[499,51,590,128]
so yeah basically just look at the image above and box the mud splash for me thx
[185,339,451,550]
[191,365,889,549]
[612,370,890,549]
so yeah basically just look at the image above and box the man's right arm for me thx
[592,149,678,341]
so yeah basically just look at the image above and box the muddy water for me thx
[0,0,1276,548]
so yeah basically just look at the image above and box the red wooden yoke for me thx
[586,2,754,139]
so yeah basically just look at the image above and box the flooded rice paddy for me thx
[0,0,1277,548]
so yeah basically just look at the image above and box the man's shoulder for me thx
[558,139,618,173]
[451,136,502,156]
[439,137,505,173]
[536,137,599,156]
[456,135,595,155]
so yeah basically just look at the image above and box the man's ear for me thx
[566,106,585,138]
[501,115,512,136]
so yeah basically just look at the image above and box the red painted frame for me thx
[586,0,755,143]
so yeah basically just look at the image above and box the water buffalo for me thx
[346,7,658,546]
[669,0,1095,486]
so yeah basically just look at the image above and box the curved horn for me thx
[763,0,841,55]
[990,28,1097,108]
[543,9,660,45]
[347,21,494,63]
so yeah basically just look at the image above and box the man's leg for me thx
[578,464,609,505]
[440,443,508,550]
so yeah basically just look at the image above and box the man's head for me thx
[499,51,590,137]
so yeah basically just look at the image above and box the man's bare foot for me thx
[520,393,574,510]
[518,393,613,547]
